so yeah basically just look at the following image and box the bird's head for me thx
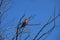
[25,18,28,24]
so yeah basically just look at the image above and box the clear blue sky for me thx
[1,0,60,40]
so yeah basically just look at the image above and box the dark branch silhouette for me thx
[33,9,60,40]
[15,14,25,40]
[24,35,30,40]
[0,0,11,24]
[0,0,12,40]
[37,25,55,40]
[41,6,56,40]
[33,6,60,40]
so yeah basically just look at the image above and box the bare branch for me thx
[37,25,55,40]
[33,14,60,40]
[27,24,41,26]
[24,35,30,40]
[0,0,12,24]
[15,14,25,40]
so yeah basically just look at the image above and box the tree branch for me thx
[33,14,60,40]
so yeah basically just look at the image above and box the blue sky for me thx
[0,0,60,40]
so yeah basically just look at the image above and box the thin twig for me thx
[27,24,41,26]
[33,14,60,40]
[42,6,56,40]
[24,35,30,40]
[37,25,55,40]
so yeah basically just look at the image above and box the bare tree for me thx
[0,0,60,40]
